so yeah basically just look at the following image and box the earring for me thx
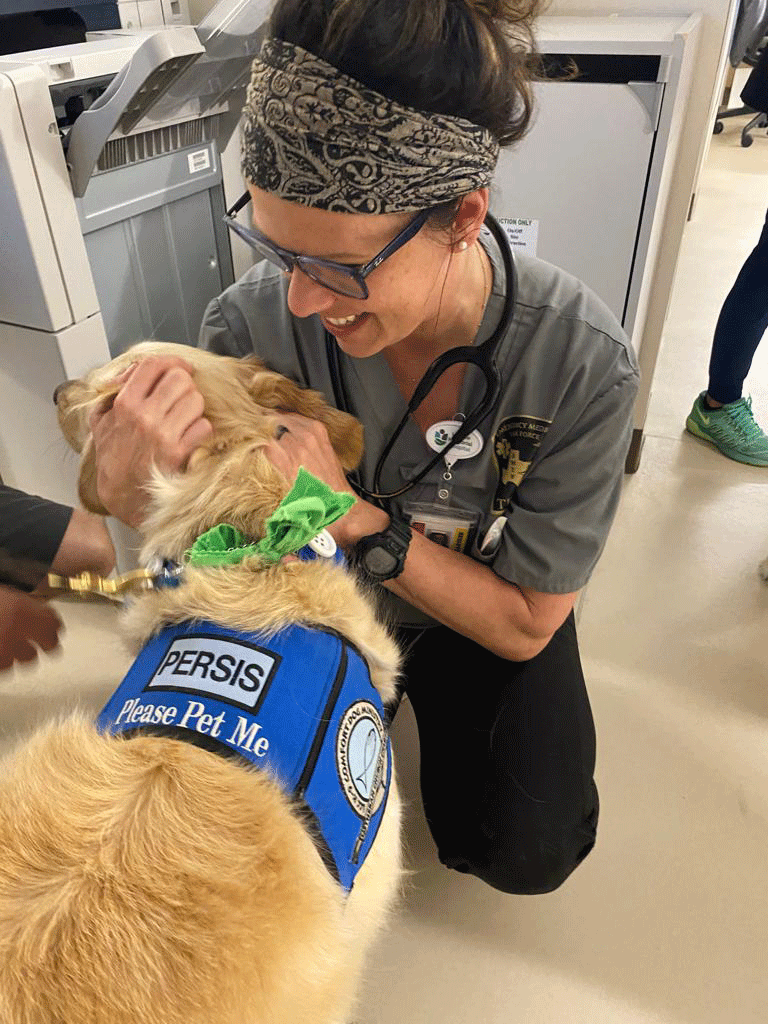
[457,240,468,251]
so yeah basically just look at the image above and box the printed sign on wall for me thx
[499,217,539,256]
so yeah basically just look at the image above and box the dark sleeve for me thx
[197,270,315,387]
[198,296,257,358]
[0,485,73,591]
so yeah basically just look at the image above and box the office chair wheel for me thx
[713,120,724,134]
[741,133,754,147]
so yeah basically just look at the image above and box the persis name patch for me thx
[145,634,280,711]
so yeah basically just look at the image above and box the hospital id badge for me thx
[403,502,479,553]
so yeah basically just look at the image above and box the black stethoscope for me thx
[326,211,516,503]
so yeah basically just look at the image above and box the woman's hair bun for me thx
[463,0,503,17]
[270,0,544,147]
[463,0,539,25]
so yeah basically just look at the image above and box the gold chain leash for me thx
[46,568,158,601]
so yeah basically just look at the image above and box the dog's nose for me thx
[53,381,72,406]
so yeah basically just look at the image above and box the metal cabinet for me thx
[491,16,701,469]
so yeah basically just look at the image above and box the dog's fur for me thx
[0,342,403,1024]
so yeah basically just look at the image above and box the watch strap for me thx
[352,519,412,582]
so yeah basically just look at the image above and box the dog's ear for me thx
[243,363,364,471]
[314,405,365,471]
[77,436,110,515]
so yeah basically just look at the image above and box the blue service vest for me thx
[97,619,392,891]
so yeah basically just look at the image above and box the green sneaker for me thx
[685,393,768,466]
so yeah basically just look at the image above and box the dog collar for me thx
[47,470,353,599]
[185,468,354,567]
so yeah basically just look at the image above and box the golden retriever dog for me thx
[0,342,402,1024]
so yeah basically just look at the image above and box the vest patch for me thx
[146,634,279,713]
[336,700,387,818]
[98,620,391,891]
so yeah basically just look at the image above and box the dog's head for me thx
[56,341,364,559]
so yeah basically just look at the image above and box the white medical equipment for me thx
[0,0,270,558]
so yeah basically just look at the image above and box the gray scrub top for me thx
[199,228,639,625]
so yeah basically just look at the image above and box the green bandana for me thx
[185,468,355,567]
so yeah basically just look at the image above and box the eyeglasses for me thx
[223,192,431,300]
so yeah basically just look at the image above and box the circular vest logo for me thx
[336,700,387,818]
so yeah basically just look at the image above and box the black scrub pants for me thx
[395,611,598,895]
[707,206,768,405]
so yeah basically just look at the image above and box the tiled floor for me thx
[2,125,768,1023]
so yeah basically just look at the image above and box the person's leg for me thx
[685,207,768,465]
[707,207,768,405]
[397,612,598,895]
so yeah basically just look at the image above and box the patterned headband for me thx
[241,37,500,214]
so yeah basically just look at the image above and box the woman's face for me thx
[247,185,459,358]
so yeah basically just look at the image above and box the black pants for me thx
[395,612,598,895]
[708,206,768,405]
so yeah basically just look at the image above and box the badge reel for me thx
[404,419,483,553]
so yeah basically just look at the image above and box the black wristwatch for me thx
[352,519,412,582]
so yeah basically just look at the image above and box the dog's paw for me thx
[758,558,768,583]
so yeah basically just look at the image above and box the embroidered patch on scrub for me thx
[492,415,552,512]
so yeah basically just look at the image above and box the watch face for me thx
[365,546,399,577]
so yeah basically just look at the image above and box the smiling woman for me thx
[89,0,639,901]
[239,184,477,361]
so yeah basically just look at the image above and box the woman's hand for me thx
[263,412,388,547]
[0,585,63,671]
[89,357,213,528]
